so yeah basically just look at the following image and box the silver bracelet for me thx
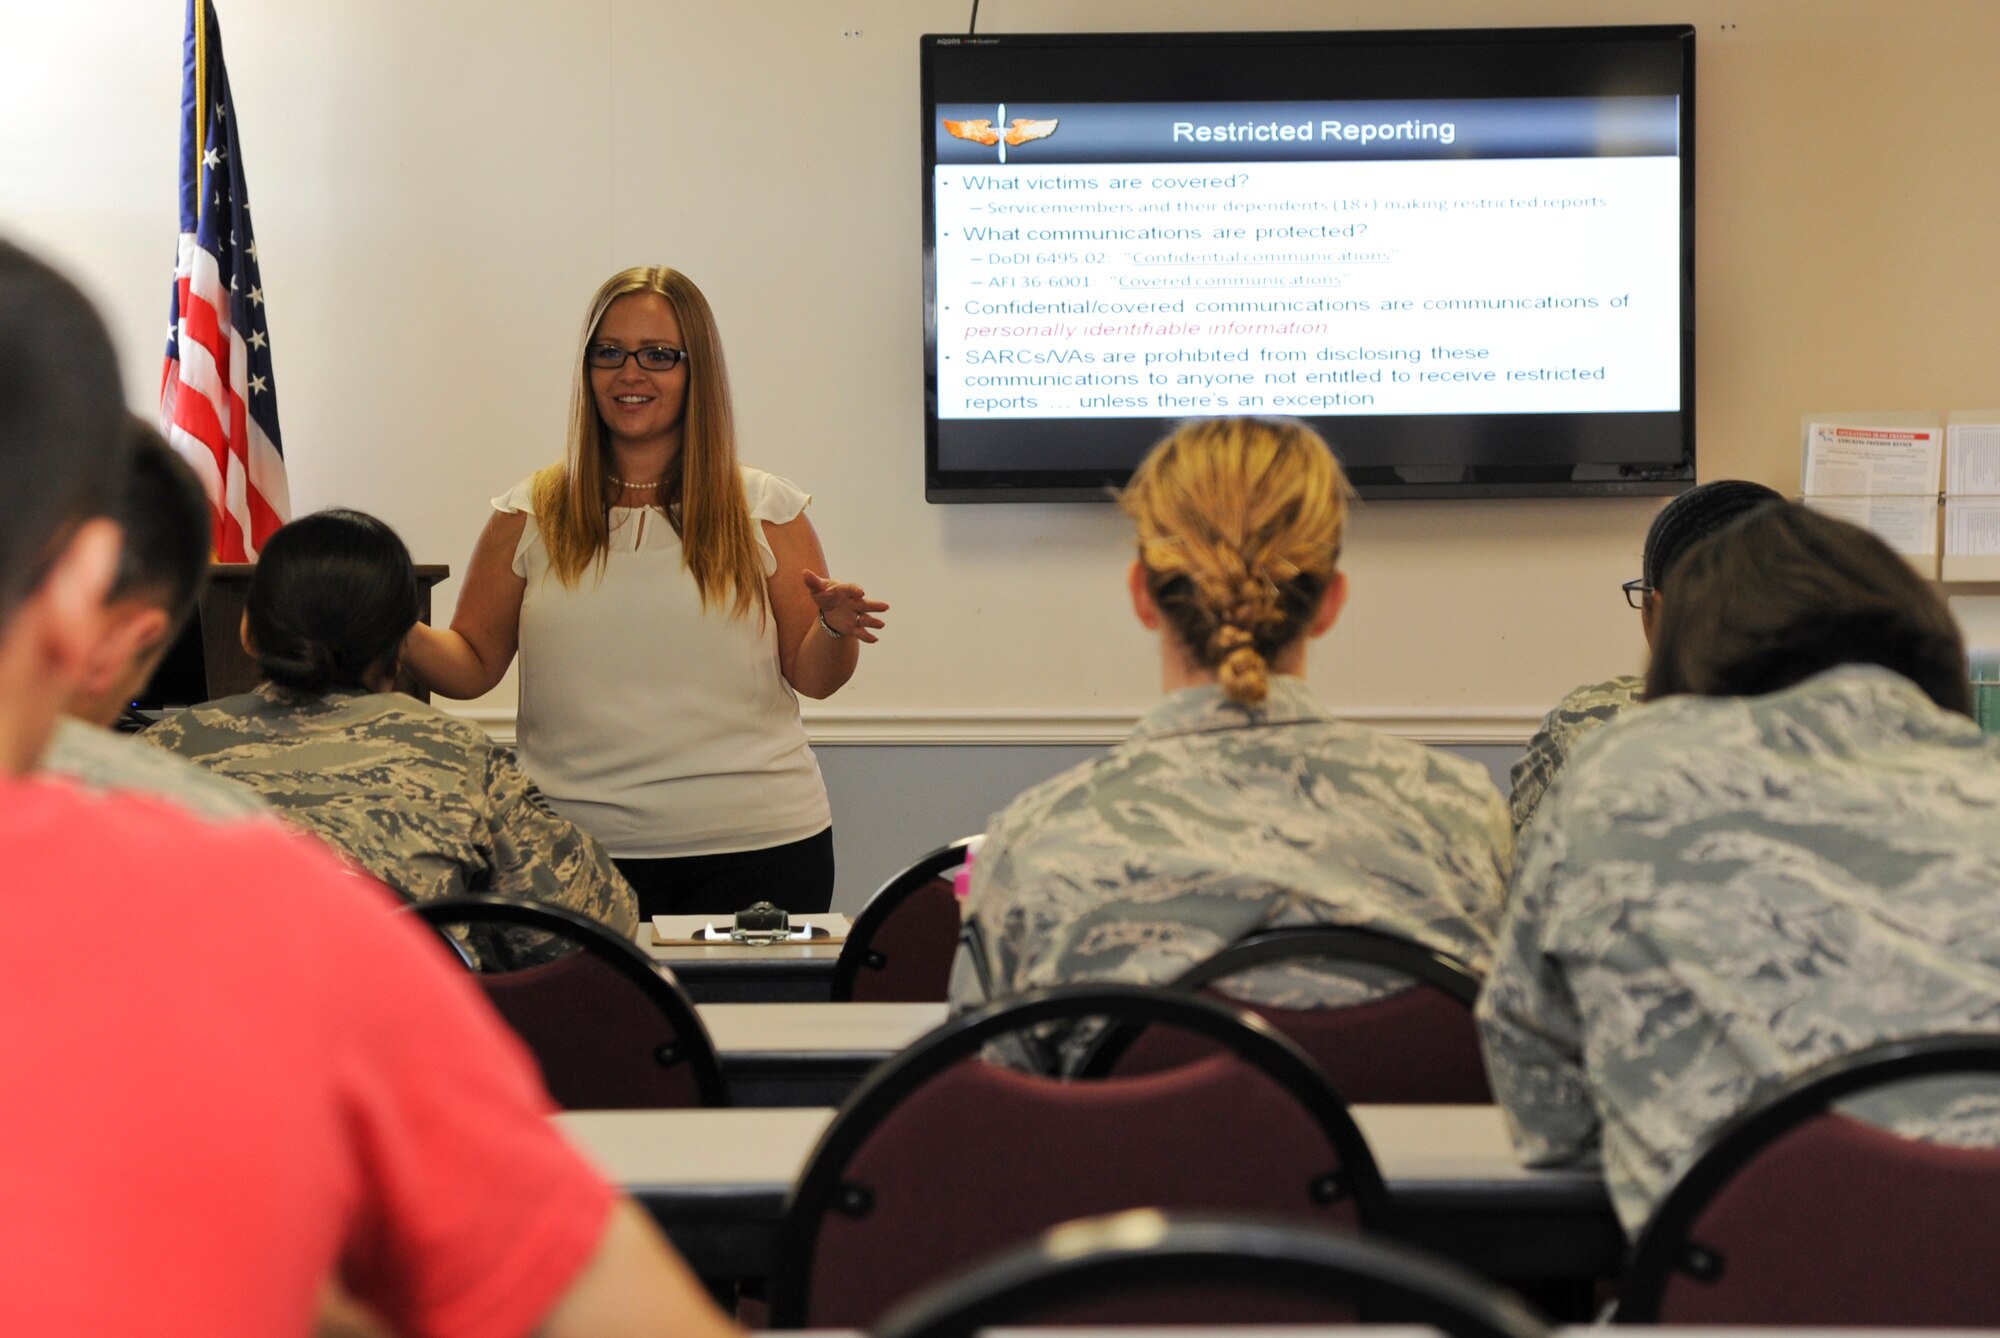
[817,610,845,639]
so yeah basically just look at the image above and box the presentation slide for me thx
[932,98,1682,423]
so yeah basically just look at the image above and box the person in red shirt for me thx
[0,243,739,1337]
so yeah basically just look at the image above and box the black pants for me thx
[615,827,835,919]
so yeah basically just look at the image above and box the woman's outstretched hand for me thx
[803,570,888,643]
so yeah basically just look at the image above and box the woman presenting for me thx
[405,266,885,916]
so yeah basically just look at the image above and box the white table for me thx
[694,1002,947,1105]
[555,1104,1619,1284]
[639,913,851,1002]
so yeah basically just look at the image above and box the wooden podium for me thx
[156,562,451,705]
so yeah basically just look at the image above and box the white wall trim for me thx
[460,706,1540,748]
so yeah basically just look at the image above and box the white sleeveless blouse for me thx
[495,467,830,858]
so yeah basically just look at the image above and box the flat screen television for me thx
[921,25,1696,501]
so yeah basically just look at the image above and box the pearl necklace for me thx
[608,476,661,491]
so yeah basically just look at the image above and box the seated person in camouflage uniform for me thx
[39,420,270,823]
[1480,502,2000,1237]
[1509,479,1782,835]
[950,416,1511,1068]
[142,509,637,952]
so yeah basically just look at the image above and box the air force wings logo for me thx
[942,117,1059,147]
[942,119,1000,145]
[943,103,1058,163]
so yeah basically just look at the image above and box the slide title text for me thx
[1173,119,1456,147]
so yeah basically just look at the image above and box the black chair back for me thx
[874,1209,1551,1338]
[1086,925,1490,1103]
[1616,1033,2000,1324]
[830,837,974,1002]
[771,983,1388,1329]
[411,895,726,1109]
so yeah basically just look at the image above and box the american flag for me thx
[160,0,289,561]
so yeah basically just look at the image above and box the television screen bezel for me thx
[920,24,1697,502]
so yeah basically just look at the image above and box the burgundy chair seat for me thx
[1617,1033,2000,1324]
[480,948,708,1109]
[842,874,959,1002]
[1652,1112,2000,1324]
[412,895,726,1110]
[771,984,1386,1330]
[1090,926,1491,1104]
[1111,981,1492,1103]
[831,838,972,1002]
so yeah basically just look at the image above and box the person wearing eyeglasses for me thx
[1481,503,2000,1238]
[403,267,886,918]
[1507,479,1782,836]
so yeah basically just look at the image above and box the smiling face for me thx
[588,290,689,455]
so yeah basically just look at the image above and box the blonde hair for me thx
[534,266,766,622]
[1119,416,1352,706]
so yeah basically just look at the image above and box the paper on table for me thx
[1803,423,1941,498]
[1805,494,1937,558]
[696,923,826,942]
[1947,422,2000,497]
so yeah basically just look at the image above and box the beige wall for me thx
[5,1,1996,744]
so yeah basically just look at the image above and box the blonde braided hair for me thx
[1119,417,1351,705]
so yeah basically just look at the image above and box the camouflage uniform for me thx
[950,677,1512,1067]
[39,716,272,823]
[1479,665,2000,1236]
[1509,674,1644,836]
[141,685,638,957]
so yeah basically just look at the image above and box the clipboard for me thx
[649,913,850,947]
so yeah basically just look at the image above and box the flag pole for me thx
[192,0,207,204]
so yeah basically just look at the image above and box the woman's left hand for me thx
[803,570,888,643]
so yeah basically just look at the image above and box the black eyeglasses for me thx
[1622,578,1653,610]
[586,343,689,372]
